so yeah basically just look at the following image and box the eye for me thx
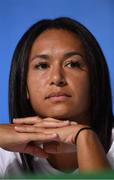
[66,61,81,68]
[34,62,49,70]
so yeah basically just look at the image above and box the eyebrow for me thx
[31,51,84,61]
[63,51,84,59]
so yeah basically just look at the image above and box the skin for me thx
[27,29,90,123]
[0,117,72,158]
[0,29,110,173]
[15,29,108,171]
[26,29,90,170]
[14,117,110,171]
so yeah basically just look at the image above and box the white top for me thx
[0,129,114,177]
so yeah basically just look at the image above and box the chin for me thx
[47,114,69,120]
[39,111,75,121]
[35,105,84,121]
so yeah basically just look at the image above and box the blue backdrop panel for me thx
[0,0,113,123]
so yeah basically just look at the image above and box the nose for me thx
[50,65,67,87]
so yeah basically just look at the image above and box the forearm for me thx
[76,129,110,171]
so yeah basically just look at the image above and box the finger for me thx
[14,120,70,131]
[13,116,42,124]
[34,120,70,128]
[15,127,59,142]
[24,143,49,158]
[14,125,43,132]
[13,117,70,125]
[29,133,59,144]
[43,117,69,123]
[70,121,78,125]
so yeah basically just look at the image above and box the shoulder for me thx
[107,128,114,168]
[0,148,22,177]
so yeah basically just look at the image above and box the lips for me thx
[45,92,71,100]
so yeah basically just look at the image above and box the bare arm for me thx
[0,117,69,157]
[0,123,57,158]
[13,117,111,171]
[76,129,110,171]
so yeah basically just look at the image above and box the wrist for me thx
[76,128,98,147]
[73,127,93,145]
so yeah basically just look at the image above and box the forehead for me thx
[30,29,85,56]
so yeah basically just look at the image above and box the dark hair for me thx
[9,17,113,153]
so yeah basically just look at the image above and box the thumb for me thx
[24,143,49,158]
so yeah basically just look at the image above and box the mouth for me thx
[45,92,71,102]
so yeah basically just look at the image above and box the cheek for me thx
[27,71,52,116]
[27,72,47,102]
[70,74,90,104]
[78,76,90,109]
[27,71,48,92]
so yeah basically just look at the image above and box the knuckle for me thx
[44,117,50,121]
[36,117,42,123]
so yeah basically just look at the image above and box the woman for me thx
[0,17,113,177]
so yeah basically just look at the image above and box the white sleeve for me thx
[0,148,8,176]
[107,128,114,169]
[0,148,22,177]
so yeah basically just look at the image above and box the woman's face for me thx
[27,29,90,123]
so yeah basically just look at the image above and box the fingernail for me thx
[64,120,69,123]
[51,133,58,137]
[71,121,77,125]
[13,118,18,121]
[14,126,19,129]
[14,126,22,130]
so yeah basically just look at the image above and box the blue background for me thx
[0,0,114,123]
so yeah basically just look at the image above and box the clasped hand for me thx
[0,117,88,158]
